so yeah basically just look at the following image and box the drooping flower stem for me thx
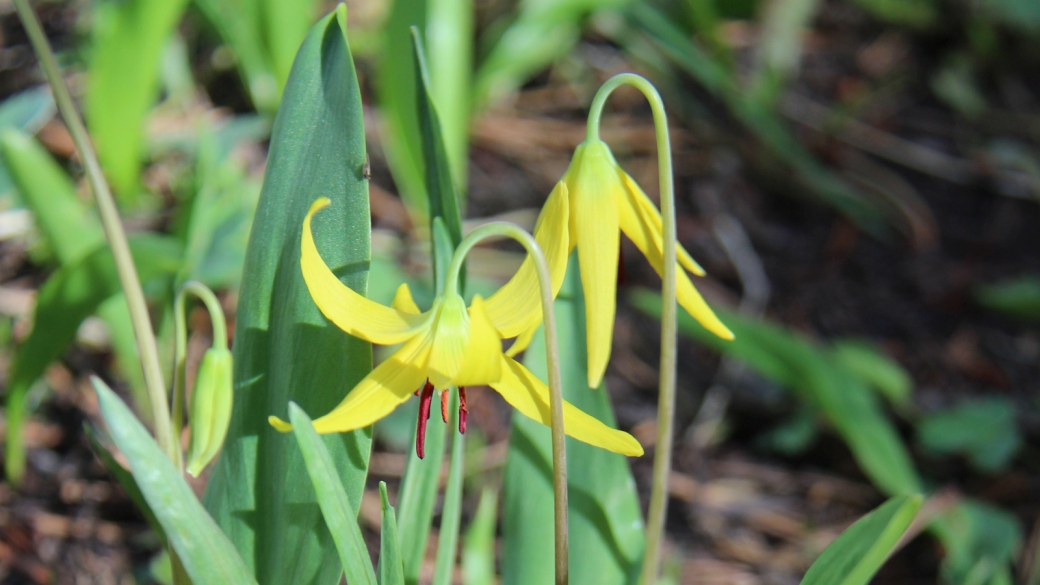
[172,281,228,470]
[588,73,678,585]
[12,0,176,461]
[446,222,569,585]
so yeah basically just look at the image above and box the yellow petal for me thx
[490,356,643,456]
[269,334,433,434]
[426,294,470,389]
[391,283,421,314]
[504,323,538,358]
[618,171,705,277]
[569,141,621,389]
[302,198,426,344]
[452,296,504,386]
[484,181,571,338]
[617,175,734,341]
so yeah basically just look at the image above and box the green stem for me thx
[12,0,175,461]
[172,281,227,467]
[589,73,677,585]
[446,222,569,585]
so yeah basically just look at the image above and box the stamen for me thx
[617,236,626,285]
[458,387,468,434]
[440,389,450,424]
[415,381,435,459]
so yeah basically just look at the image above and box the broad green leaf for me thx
[930,501,1022,585]
[86,0,190,199]
[631,289,922,496]
[474,0,627,106]
[202,8,374,584]
[0,86,56,203]
[86,424,165,542]
[192,0,278,113]
[462,487,498,585]
[258,0,319,93]
[5,236,182,481]
[0,129,103,263]
[288,403,377,585]
[830,340,912,409]
[800,495,922,585]
[916,397,1021,472]
[378,482,405,585]
[503,261,645,585]
[0,129,152,424]
[976,276,1040,320]
[378,0,472,219]
[92,378,256,584]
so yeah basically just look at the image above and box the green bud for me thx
[186,347,233,477]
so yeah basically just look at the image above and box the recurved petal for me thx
[484,181,571,338]
[570,145,621,389]
[269,334,433,434]
[391,283,421,314]
[618,171,705,277]
[452,296,504,386]
[490,355,644,457]
[302,198,426,344]
[426,294,470,389]
[616,175,734,341]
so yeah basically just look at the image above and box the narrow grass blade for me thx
[502,261,645,585]
[423,0,471,188]
[432,394,464,585]
[6,236,182,481]
[258,0,319,93]
[85,0,190,199]
[462,487,497,585]
[202,8,375,584]
[288,403,377,585]
[192,0,277,113]
[92,378,256,584]
[801,495,922,585]
[378,482,405,585]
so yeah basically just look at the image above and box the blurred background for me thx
[0,0,1038,582]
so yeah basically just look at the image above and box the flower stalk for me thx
[587,73,678,585]
[12,0,176,461]
[446,222,569,585]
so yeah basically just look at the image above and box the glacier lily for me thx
[268,198,643,458]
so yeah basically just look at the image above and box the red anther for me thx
[458,387,468,434]
[440,389,450,424]
[415,381,435,459]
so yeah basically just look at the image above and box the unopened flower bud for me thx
[186,347,233,477]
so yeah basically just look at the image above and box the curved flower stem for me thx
[588,73,677,585]
[446,223,569,585]
[172,281,228,470]
[12,0,176,461]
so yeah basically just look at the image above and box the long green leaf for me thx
[0,129,152,423]
[0,86,55,202]
[202,8,374,584]
[259,0,319,93]
[85,0,190,199]
[288,403,377,585]
[5,236,182,481]
[800,495,922,585]
[503,261,645,585]
[86,424,166,543]
[378,482,405,585]
[192,0,277,113]
[631,289,923,497]
[432,394,465,585]
[92,378,256,584]
[462,487,498,585]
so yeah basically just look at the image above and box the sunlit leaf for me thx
[92,378,256,584]
[202,8,374,584]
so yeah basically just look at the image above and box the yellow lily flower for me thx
[268,198,643,458]
[517,138,734,389]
